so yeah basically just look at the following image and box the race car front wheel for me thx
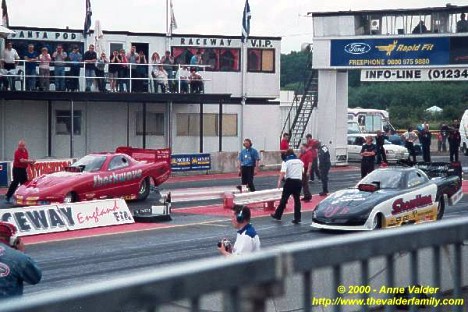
[436,196,445,220]
[137,177,150,201]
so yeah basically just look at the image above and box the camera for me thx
[217,239,232,252]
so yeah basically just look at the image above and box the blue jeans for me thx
[55,66,65,91]
[25,67,37,91]
[85,68,95,90]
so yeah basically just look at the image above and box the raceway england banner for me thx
[0,199,134,236]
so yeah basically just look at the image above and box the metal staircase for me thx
[281,68,318,149]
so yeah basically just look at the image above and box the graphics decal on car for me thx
[93,169,143,188]
[391,194,432,215]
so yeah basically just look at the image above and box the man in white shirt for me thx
[2,42,20,90]
[218,205,260,256]
[271,149,304,224]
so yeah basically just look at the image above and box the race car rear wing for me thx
[116,146,171,166]
[414,162,462,181]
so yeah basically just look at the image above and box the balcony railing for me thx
[0,59,211,94]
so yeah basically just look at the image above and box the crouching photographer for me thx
[0,222,42,298]
[217,205,260,256]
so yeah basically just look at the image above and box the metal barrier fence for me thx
[0,59,211,93]
[2,217,468,312]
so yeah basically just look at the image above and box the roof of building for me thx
[310,5,468,17]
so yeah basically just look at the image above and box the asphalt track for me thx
[17,155,468,298]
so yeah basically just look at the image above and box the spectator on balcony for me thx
[126,46,138,92]
[95,52,108,92]
[412,21,428,34]
[2,42,20,91]
[24,44,38,91]
[38,47,51,91]
[161,51,175,92]
[68,46,82,91]
[108,50,121,92]
[189,67,204,94]
[457,13,468,33]
[150,52,161,66]
[52,45,67,91]
[152,65,168,93]
[175,65,190,93]
[135,50,148,92]
[190,50,202,68]
[118,49,129,92]
[83,44,97,92]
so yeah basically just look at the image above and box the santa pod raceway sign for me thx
[0,199,134,236]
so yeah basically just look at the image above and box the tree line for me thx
[281,51,468,129]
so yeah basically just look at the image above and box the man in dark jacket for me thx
[448,120,461,162]
[0,222,42,298]
[318,142,331,196]
[375,130,387,165]
[419,125,432,162]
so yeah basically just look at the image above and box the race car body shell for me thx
[312,165,462,231]
[14,149,171,206]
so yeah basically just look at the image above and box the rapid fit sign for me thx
[331,37,451,67]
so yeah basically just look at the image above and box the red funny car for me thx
[14,147,171,206]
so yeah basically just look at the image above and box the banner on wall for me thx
[0,199,134,236]
[171,153,211,171]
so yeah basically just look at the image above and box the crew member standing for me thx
[448,120,461,162]
[402,127,418,163]
[0,222,42,298]
[279,133,290,161]
[419,125,432,162]
[318,142,331,196]
[299,143,312,202]
[238,139,260,192]
[360,136,376,178]
[271,149,304,224]
[375,130,387,165]
[4,140,35,204]
[305,134,320,182]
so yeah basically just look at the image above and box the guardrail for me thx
[2,217,468,312]
[0,59,211,93]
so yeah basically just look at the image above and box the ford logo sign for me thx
[344,43,372,55]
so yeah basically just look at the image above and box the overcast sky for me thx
[7,0,468,53]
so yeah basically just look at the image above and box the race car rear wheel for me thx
[436,196,445,220]
[371,214,383,230]
[64,192,77,204]
[137,177,150,201]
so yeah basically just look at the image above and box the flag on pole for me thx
[241,0,251,43]
[1,0,9,27]
[170,0,177,32]
[83,0,92,37]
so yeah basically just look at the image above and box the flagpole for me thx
[165,0,170,52]
[240,41,246,150]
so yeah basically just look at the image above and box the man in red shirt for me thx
[280,133,290,161]
[305,134,320,182]
[4,140,35,204]
[299,143,312,201]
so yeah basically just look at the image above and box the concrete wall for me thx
[210,151,282,173]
